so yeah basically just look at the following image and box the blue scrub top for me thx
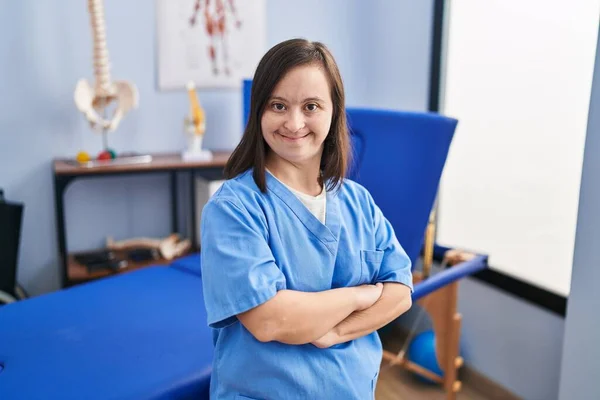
[200,169,412,400]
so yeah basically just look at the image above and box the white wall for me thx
[437,0,600,297]
[395,2,595,397]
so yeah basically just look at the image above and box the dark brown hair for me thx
[224,38,350,192]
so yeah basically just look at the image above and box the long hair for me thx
[224,38,350,192]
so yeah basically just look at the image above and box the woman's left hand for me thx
[312,329,339,348]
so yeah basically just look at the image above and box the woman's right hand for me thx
[354,282,384,311]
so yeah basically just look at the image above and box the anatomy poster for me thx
[156,0,266,90]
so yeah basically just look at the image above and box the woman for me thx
[200,38,413,399]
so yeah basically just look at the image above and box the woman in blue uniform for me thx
[200,38,413,399]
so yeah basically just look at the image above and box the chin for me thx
[283,150,322,166]
[279,152,310,164]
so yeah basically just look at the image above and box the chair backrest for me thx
[243,79,252,127]
[0,190,23,297]
[242,79,457,268]
[346,108,456,268]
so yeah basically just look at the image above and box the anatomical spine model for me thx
[74,0,138,138]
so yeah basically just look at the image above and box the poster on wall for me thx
[156,0,267,90]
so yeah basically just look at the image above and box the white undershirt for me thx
[267,169,327,224]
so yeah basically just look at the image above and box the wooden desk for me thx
[53,152,230,287]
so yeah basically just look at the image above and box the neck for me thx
[266,154,322,196]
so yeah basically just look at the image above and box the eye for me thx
[271,102,286,111]
[305,103,319,112]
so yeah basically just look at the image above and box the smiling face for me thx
[224,39,349,193]
[261,63,333,169]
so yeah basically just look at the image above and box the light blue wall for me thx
[458,279,564,399]
[266,0,432,110]
[1,0,238,294]
[355,1,433,110]
[1,0,433,294]
[558,24,600,400]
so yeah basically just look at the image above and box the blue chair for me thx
[346,107,455,268]
[342,107,487,394]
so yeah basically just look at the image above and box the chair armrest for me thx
[412,253,488,301]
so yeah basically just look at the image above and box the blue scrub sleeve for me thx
[370,194,414,292]
[200,198,286,329]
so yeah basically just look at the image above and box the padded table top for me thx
[171,253,202,277]
[0,266,213,400]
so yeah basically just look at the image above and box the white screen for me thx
[437,0,600,296]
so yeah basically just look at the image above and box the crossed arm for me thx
[312,282,412,348]
[237,281,412,347]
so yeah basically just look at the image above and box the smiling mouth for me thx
[279,132,310,141]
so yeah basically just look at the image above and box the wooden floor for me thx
[376,332,491,400]
[375,362,490,400]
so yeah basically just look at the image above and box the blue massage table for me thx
[0,255,212,400]
[0,105,488,399]
[0,253,486,400]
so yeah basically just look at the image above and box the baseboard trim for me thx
[460,365,523,400]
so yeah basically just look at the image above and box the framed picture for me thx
[156,0,267,90]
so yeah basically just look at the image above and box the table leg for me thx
[190,170,198,250]
[170,172,178,234]
[53,176,73,288]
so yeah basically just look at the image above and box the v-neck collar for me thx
[265,170,340,254]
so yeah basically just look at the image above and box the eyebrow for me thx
[269,96,326,103]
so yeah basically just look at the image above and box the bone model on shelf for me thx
[187,81,206,136]
[74,0,138,133]
[182,81,213,161]
[106,234,191,261]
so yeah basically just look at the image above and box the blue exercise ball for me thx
[407,330,444,384]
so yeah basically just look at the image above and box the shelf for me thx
[53,150,229,288]
[67,249,193,285]
[54,151,232,177]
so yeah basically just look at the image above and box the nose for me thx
[283,109,305,133]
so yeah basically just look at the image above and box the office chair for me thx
[0,189,26,305]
